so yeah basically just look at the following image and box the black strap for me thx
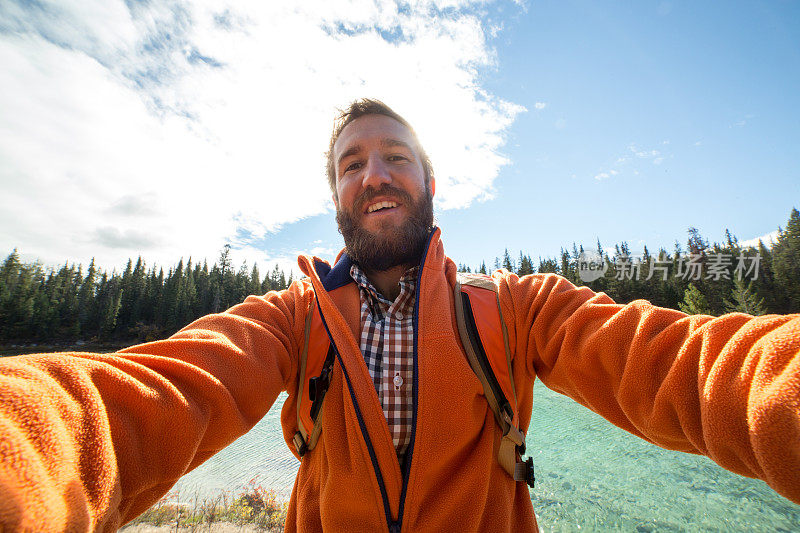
[309,344,335,421]
[460,291,511,416]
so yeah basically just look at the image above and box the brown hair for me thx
[325,98,434,198]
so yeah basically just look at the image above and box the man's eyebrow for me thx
[337,144,362,166]
[381,138,413,151]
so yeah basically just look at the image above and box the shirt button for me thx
[393,373,403,388]
[396,312,403,320]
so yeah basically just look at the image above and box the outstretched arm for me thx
[0,282,311,530]
[499,272,800,503]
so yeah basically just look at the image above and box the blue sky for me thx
[1,0,798,274]
[441,0,800,268]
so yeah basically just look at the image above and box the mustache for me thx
[335,183,434,272]
[352,184,414,214]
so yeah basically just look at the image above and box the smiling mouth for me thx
[366,200,399,214]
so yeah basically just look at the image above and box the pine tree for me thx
[724,278,766,315]
[62,264,82,338]
[219,244,232,276]
[0,250,21,337]
[517,252,534,276]
[478,261,487,275]
[537,257,559,274]
[101,276,123,338]
[217,244,234,309]
[269,264,283,292]
[502,249,514,272]
[687,227,709,255]
[0,250,37,339]
[92,272,121,338]
[250,263,262,295]
[0,249,21,293]
[152,267,165,325]
[196,261,211,316]
[750,240,778,312]
[679,284,712,315]
[117,259,134,334]
[77,258,97,334]
[772,207,800,312]
[560,248,576,283]
[725,228,738,249]
[31,266,52,338]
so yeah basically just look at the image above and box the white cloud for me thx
[594,170,618,181]
[590,141,670,181]
[629,144,660,158]
[0,0,523,270]
[309,246,338,258]
[739,230,779,249]
[534,101,546,110]
[730,114,756,128]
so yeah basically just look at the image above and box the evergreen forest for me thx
[1,208,799,346]
[0,244,292,345]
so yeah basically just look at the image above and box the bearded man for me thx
[1,99,799,532]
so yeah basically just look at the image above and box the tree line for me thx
[460,207,799,317]
[0,245,292,343]
[1,208,798,345]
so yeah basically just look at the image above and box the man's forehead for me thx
[333,114,416,156]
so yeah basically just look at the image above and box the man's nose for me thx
[362,156,392,189]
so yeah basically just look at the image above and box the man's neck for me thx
[364,264,412,301]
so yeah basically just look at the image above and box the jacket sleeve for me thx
[498,272,800,504]
[0,281,311,531]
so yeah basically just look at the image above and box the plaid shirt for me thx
[350,263,418,462]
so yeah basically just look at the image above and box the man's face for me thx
[332,114,435,271]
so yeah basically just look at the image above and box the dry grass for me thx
[123,478,287,532]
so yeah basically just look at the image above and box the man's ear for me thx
[331,193,339,209]
[429,177,436,197]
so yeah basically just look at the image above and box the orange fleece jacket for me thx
[0,228,799,532]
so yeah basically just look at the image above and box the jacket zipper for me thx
[315,228,437,533]
[392,228,436,532]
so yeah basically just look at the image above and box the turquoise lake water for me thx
[173,387,800,531]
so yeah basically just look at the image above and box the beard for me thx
[336,183,434,272]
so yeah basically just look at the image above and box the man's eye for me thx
[388,155,408,162]
[344,162,362,173]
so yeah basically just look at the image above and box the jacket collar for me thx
[312,254,354,292]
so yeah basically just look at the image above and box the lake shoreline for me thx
[0,339,137,357]
[122,523,271,532]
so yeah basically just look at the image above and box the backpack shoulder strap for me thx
[293,298,334,457]
[453,272,535,487]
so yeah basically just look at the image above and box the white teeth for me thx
[367,201,398,213]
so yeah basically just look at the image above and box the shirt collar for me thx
[350,263,419,315]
